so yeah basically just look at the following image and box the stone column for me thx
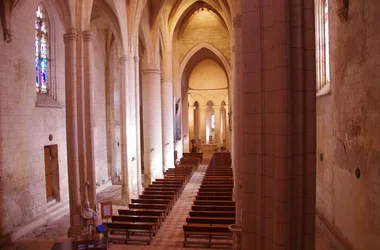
[205,106,211,143]
[63,29,82,237]
[161,52,175,170]
[119,56,131,205]
[240,1,316,249]
[188,106,195,148]
[127,55,138,198]
[142,69,164,185]
[182,94,189,152]
[214,105,221,146]
[134,56,143,195]
[232,15,243,225]
[105,48,116,182]
[82,31,96,207]
[198,105,206,146]
[194,105,200,148]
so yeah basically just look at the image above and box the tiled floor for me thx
[5,161,338,250]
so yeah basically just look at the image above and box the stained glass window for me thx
[315,0,330,92]
[35,5,49,94]
[324,0,330,84]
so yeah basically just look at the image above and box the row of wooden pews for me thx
[183,152,235,248]
[103,158,199,245]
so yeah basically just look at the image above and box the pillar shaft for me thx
[161,79,175,169]
[63,29,82,237]
[194,106,200,147]
[198,106,206,146]
[182,94,189,152]
[82,31,96,207]
[119,56,131,205]
[105,50,116,182]
[134,56,142,194]
[240,1,316,249]
[142,69,163,185]
[127,55,138,198]
[232,15,243,225]
[188,106,195,147]
[214,105,221,146]
[161,50,175,170]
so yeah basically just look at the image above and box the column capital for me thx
[63,29,78,43]
[233,15,242,29]
[82,30,93,41]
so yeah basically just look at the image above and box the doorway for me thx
[44,145,60,202]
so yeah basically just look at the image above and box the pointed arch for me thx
[180,42,231,82]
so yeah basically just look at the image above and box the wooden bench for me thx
[144,187,178,192]
[200,185,233,188]
[183,224,232,248]
[139,194,174,200]
[191,205,235,212]
[131,199,171,205]
[104,222,155,245]
[186,217,235,225]
[199,187,233,192]
[189,211,236,218]
[182,152,203,161]
[112,215,160,232]
[143,191,176,196]
[197,191,233,196]
[196,195,232,201]
[194,200,235,206]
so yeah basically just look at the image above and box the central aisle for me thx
[111,164,207,250]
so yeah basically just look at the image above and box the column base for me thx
[121,188,130,206]
[144,174,152,187]
[67,225,84,240]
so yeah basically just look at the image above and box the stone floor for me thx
[5,161,339,250]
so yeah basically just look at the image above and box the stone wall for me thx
[0,0,68,237]
[92,28,109,186]
[316,0,380,249]
[189,59,228,90]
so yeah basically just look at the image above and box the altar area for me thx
[202,143,218,153]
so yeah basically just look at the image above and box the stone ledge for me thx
[36,93,63,108]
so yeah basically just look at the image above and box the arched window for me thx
[35,5,49,94]
[315,0,330,95]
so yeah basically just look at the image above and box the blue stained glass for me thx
[36,56,39,89]
[35,4,49,94]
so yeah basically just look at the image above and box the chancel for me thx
[0,0,379,250]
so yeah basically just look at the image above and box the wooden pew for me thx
[112,215,160,232]
[118,209,165,223]
[104,222,155,245]
[194,200,235,206]
[189,211,236,218]
[186,217,235,225]
[196,196,232,201]
[182,152,203,162]
[129,203,170,215]
[183,224,232,248]
[199,187,233,192]
[191,205,235,212]
[143,191,176,196]
[197,192,233,197]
